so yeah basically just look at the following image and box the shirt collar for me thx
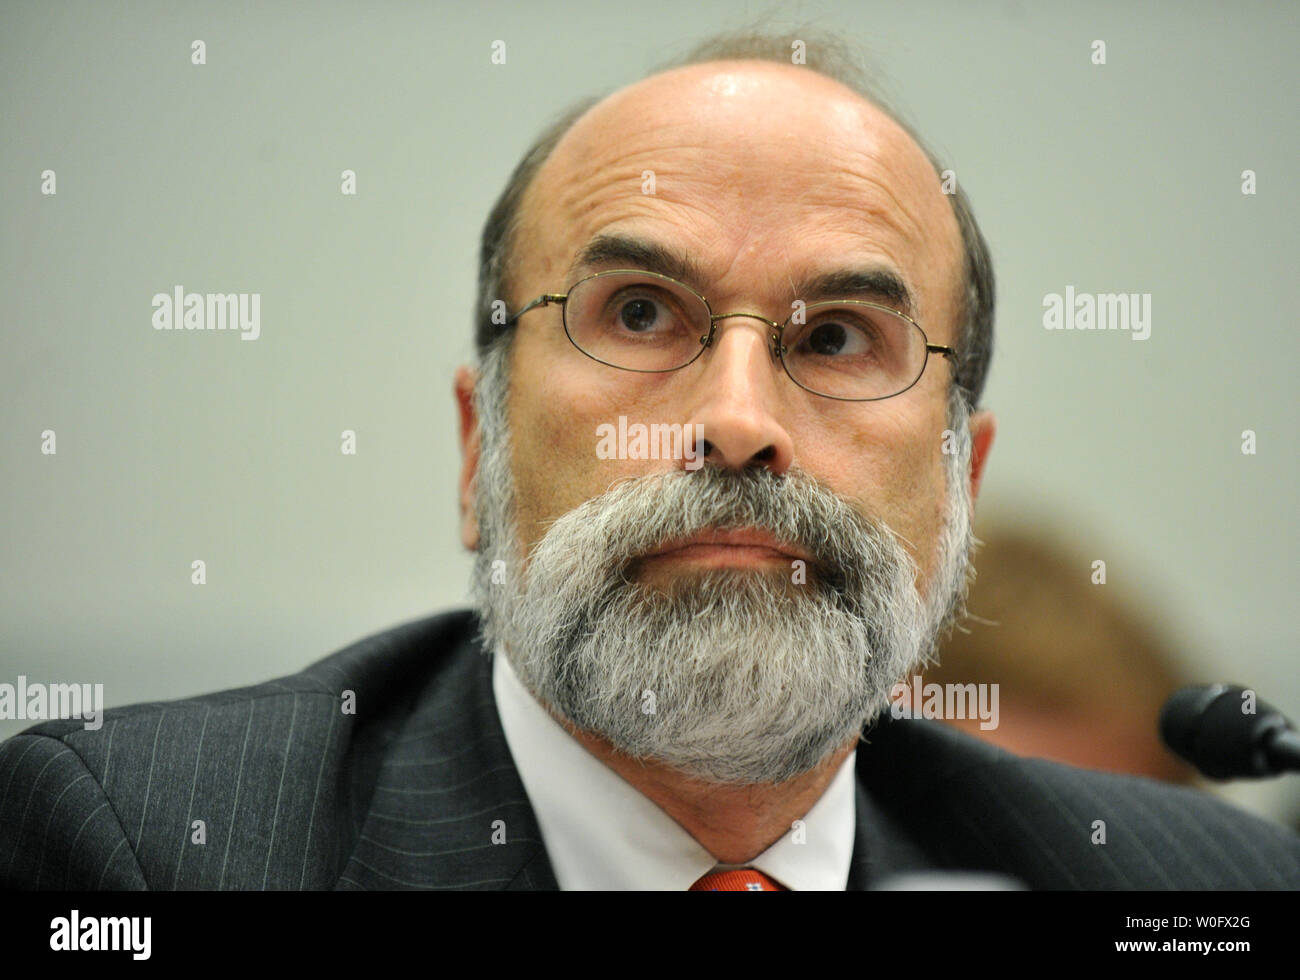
[492,646,857,890]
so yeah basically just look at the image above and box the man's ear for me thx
[968,409,996,502]
[454,365,481,551]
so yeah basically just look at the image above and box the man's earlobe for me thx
[968,410,996,501]
[460,475,481,551]
[454,366,481,551]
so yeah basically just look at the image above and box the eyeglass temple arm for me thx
[505,293,567,327]
[928,344,956,358]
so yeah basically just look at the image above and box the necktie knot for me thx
[689,868,786,891]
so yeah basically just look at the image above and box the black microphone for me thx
[1159,684,1300,779]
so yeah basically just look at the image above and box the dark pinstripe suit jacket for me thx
[3,608,1298,890]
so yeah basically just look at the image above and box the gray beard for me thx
[469,341,974,785]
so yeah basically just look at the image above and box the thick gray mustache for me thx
[524,464,909,609]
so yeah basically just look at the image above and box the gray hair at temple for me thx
[473,28,996,412]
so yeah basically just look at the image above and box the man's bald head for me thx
[474,31,994,410]
[457,30,998,787]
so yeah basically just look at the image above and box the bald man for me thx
[3,31,1298,891]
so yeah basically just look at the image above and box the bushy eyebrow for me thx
[795,268,914,317]
[568,234,701,287]
[568,232,916,317]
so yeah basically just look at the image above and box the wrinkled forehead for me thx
[513,61,964,338]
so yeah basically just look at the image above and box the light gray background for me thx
[2,1,1296,821]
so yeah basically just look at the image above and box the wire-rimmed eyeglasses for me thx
[503,268,955,402]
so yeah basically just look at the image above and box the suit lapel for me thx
[846,720,943,889]
[337,617,558,890]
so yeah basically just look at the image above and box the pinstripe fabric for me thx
[0,610,554,890]
[855,713,1300,888]
[2,607,1298,889]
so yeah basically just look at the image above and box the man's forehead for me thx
[548,60,909,171]
[514,61,962,329]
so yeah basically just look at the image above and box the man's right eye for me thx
[618,296,662,333]
[600,289,688,340]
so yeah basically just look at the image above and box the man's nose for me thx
[683,315,795,474]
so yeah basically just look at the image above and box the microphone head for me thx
[1159,684,1292,779]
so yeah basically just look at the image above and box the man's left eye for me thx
[794,319,877,357]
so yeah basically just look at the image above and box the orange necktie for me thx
[689,868,786,891]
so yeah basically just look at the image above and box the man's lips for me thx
[639,529,813,567]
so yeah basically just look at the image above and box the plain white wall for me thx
[2,0,1296,821]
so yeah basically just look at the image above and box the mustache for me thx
[529,464,910,600]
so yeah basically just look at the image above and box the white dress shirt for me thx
[492,647,857,890]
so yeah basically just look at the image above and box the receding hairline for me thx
[568,56,891,127]
[508,58,939,293]
[476,36,995,410]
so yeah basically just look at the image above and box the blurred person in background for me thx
[923,520,1196,784]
